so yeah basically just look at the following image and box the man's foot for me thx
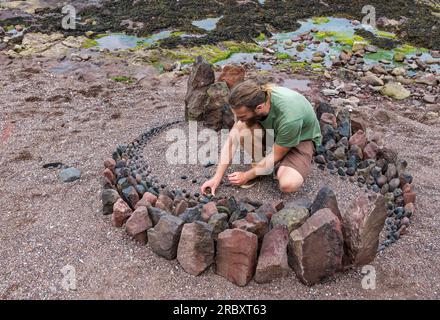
[239,179,257,189]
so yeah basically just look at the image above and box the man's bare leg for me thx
[276,165,304,193]
[234,120,265,164]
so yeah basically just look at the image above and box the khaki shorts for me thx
[274,140,315,180]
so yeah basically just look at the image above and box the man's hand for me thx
[200,176,221,196]
[228,171,252,186]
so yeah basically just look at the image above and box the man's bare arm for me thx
[245,143,290,180]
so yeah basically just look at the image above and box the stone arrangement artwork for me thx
[100,59,416,287]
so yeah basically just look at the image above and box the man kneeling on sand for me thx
[201,80,322,195]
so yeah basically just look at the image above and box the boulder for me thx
[208,212,229,240]
[147,206,168,226]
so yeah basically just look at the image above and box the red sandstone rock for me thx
[320,112,337,129]
[255,203,277,221]
[201,202,218,221]
[104,158,116,172]
[102,168,115,183]
[363,141,379,159]
[255,225,290,283]
[218,65,245,89]
[232,212,268,239]
[112,198,133,228]
[216,229,258,287]
[404,192,416,205]
[349,130,367,149]
[341,193,387,267]
[125,206,152,237]
[177,221,215,276]
[288,208,343,286]
[156,194,173,212]
[174,199,188,216]
[141,192,157,206]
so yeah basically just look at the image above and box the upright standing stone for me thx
[204,81,232,130]
[341,193,387,266]
[310,186,342,221]
[177,222,215,276]
[147,215,184,260]
[255,225,290,283]
[184,56,215,121]
[288,208,343,286]
[216,229,258,287]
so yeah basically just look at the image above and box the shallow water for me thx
[281,78,311,92]
[260,17,439,74]
[215,52,272,70]
[191,16,222,31]
[95,30,173,50]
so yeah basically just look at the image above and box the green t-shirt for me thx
[258,86,322,148]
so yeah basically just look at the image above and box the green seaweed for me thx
[394,44,417,55]
[82,38,98,49]
[289,61,310,69]
[376,30,396,39]
[111,76,134,84]
[364,48,393,61]
[255,33,266,41]
[275,52,291,60]
[170,31,185,37]
[312,17,330,25]
[314,31,337,40]
[165,41,262,64]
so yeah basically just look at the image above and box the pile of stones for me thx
[313,101,416,249]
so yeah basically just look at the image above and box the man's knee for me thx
[278,180,302,193]
[277,167,304,193]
